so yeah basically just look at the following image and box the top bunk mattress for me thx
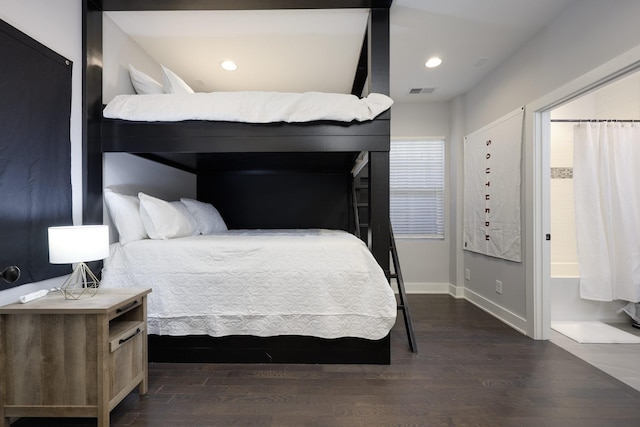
[103,91,393,123]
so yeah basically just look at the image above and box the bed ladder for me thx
[352,176,418,353]
[389,222,419,353]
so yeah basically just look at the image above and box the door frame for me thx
[529,45,640,339]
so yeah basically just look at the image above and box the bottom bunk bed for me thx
[100,209,397,364]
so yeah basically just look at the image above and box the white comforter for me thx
[103,91,393,123]
[100,229,397,340]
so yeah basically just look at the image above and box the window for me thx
[390,138,445,238]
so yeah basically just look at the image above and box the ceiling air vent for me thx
[409,87,435,94]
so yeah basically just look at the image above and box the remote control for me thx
[19,289,49,304]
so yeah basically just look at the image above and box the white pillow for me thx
[161,65,195,94]
[104,188,148,244]
[180,198,228,234]
[128,64,164,95]
[171,201,199,235]
[138,192,196,239]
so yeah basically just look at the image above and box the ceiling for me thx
[107,0,576,104]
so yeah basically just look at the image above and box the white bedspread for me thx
[103,91,393,123]
[100,229,397,339]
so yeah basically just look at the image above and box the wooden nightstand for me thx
[0,288,151,427]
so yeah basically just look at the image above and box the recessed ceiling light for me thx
[425,57,442,68]
[221,60,237,71]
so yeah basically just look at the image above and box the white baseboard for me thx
[448,283,465,298]
[391,282,450,294]
[396,282,528,336]
[462,287,527,335]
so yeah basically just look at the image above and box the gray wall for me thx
[391,102,451,291]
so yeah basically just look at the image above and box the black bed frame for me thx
[83,0,393,364]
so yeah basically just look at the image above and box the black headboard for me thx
[0,18,73,288]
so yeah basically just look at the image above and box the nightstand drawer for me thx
[109,320,145,353]
[109,320,146,403]
[110,298,143,320]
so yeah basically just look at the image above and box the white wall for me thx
[549,120,579,276]
[0,0,82,304]
[102,17,197,242]
[103,14,165,103]
[390,102,451,292]
[103,153,197,243]
[448,96,466,297]
[453,0,640,335]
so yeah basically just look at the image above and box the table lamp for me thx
[48,225,109,299]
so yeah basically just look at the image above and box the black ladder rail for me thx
[389,222,418,353]
[351,176,418,353]
[351,177,361,240]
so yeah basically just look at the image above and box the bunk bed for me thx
[82,0,393,364]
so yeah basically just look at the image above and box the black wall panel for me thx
[198,172,352,231]
[0,19,73,288]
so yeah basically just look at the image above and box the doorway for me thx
[538,66,640,339]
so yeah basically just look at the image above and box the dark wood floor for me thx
[12,295,640,426]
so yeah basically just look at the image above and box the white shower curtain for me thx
[573,122,640,302]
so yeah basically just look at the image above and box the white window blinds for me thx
[390,138,445,238]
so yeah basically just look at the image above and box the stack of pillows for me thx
[128,64,194,95]
[104,188,227,245]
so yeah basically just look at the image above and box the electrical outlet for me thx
[496,280,503,294]
[464,268,471,281]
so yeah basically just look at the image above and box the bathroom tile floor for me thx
[550,323,640,392]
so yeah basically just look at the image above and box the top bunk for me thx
[82,0,392,271]
[86,0,392,156]
[100,117,391,155]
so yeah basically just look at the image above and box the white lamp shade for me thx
[48,225,110,264]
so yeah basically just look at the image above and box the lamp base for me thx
[61,262,100,300]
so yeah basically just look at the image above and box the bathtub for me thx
[550,263,628,322]
[550,262,579,278]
